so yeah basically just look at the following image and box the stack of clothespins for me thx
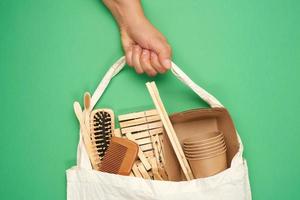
[114,109,168,180]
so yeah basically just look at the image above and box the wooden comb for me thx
[89,109,114,161]
[100,137,139,175]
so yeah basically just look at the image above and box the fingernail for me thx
[162,59,171,69]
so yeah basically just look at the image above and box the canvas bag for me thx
[66,57,252,200]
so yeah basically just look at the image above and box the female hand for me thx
[103,0,172,76]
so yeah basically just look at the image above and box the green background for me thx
[0,0,299,199]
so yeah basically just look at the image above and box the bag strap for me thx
[77,56,224,168]
[90,56,223,109]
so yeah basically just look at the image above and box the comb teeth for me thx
[100,143,127,174]
[99,137,139,175]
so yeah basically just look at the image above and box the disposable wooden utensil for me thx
[158,167,168,180]
[129,172,135,177]
[120,121,162,134]
[151,133,164,168]
[154,133,165,165]
[73,101,101,170]
[131,163,143,178]
[158,134,165,165]
[119,108,168,179]
[149,158,163,180]
[100,137,138,175]
[125,132,152,171]
[146,82,194,180]
[140,143,153,151]
[129,128,163,140]
[120,115,161,128]
[143,151,154,158]
[118,109,158,121]
[137,162,151,179]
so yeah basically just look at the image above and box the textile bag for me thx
[66,57,252,200]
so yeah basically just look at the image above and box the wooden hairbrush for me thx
[100,137,139,175]
[89,109,115,161]
[73,101,102,170]
[74,93,116,171]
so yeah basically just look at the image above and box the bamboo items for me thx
[131,163,143,178]
[73,92,115,171]
[118,109,168,180]
[149,157,163,180]
[125,132,151,171]
[146,82,194,180]
[74,84,194,180]
[137,162,151,179]
[73,102,101,170]
[89,109,114,160]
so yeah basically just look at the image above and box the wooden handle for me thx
[150,81,194,179]
[146,82,194,180]
[73,101,101,169]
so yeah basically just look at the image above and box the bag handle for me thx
[90,56,223,109]
[77,56,224,169]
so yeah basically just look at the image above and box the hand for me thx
[103,0,172,76]
[120,17,172,76]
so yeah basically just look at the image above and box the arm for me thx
[103,0,172,76]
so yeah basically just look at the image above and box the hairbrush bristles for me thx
[90,109,115,162]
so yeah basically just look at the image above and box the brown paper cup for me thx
[187,148,227,178]
[184,142,226,156]
[183,131,223,145]
[185,145,227,159]
[183,138,225,151]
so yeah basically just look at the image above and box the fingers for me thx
[125,46,133,66]
[151,39,172,70]
[121,31,134,67]
[150,52,167,74]
[158,43,172,69]
[132,45,144,74]
[125,44,170,76]
[140,49,157,76]
[121,23,172,76]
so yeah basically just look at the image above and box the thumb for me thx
[121,31,134,66]
[151,40,172,69]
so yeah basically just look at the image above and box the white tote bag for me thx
[66,57,252,200]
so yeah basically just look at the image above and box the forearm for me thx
[103,0,146,29]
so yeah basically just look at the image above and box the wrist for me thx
[103,0,146,30]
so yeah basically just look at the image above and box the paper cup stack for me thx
[183,131,227,178]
